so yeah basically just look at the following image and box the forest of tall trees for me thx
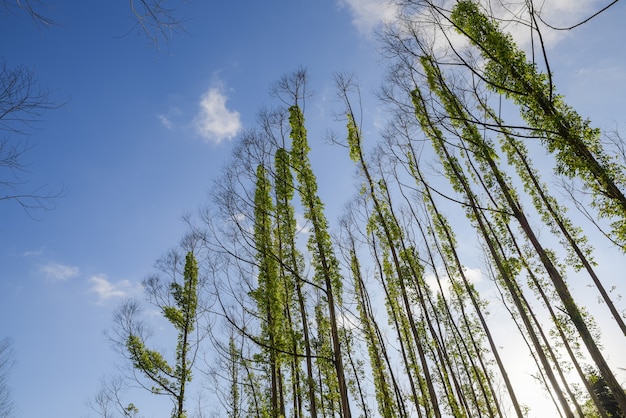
[102,1,626,417]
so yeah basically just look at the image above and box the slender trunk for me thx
[296,280,318,417]
[422,55,626,414]
[406,153,519,417]
[346,113,442,417]
[412,84,576,416]
[502,133,626,336]
[371,232,423,417]
[350,244,401,417]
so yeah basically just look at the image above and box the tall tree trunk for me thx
[411,84,577,417]
[289,105,352,418]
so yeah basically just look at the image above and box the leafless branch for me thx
[0,60,66,215]
[127,0,189,48]
[0,337,15,418]
[535,0,620,31]
[0,0,54,26]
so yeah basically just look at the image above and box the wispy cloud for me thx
[193,84,242,144]
[89,275,143,304]
[157,106,182,130]
[158,114,174,130]
[339,0,398,34]
[40,262,79,281]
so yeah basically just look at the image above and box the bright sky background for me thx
[1,1,625,417]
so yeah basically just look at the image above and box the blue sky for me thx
[1,1,625,417]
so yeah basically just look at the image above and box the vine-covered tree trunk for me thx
[289,104,353,418]
[451,0,626,252]
[274,146,318,417]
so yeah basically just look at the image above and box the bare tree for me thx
[1,0,188,46]
[0,337,15,418]
[0,60,64,213]
[88,375,141,418]
[1,0,189,214]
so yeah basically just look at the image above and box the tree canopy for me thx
[96,1,626,417]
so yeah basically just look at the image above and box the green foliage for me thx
[88,2,626,418]
[125,403,139,416]
[451,0,626,249]
[346,113,362,163]
[288,105,343,298]
[126,334,174,386]
[288,103,354,418]
[125,252,198,418]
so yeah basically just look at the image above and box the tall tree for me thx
[273,146,318,417]
[2,0,188,214]
[251,163,287,417]
[115,251,199,418]
[346,238,402,418]
[1,0,187,45]
[444,4,626,412]
[450,0,626,251]
[0,60,63,212]
[345,108,443,417]
[289,102,353,418]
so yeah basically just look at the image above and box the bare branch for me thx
[127,0,189,48]
[535,0,620,31]
[0,337,15,418]
[0,60,66,215]
[0,0,54,26]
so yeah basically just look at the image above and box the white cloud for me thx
[295,213,312,235]
[158,114,174,130]
[462,266,483,284]
[193,85,242,144]
[531,0,600,30]
[426,266,483,300]
[40,262,79,281]
[339,0,398,34]
[342,0,601,55]
[232,212,246,223]
[89,275,143,304]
